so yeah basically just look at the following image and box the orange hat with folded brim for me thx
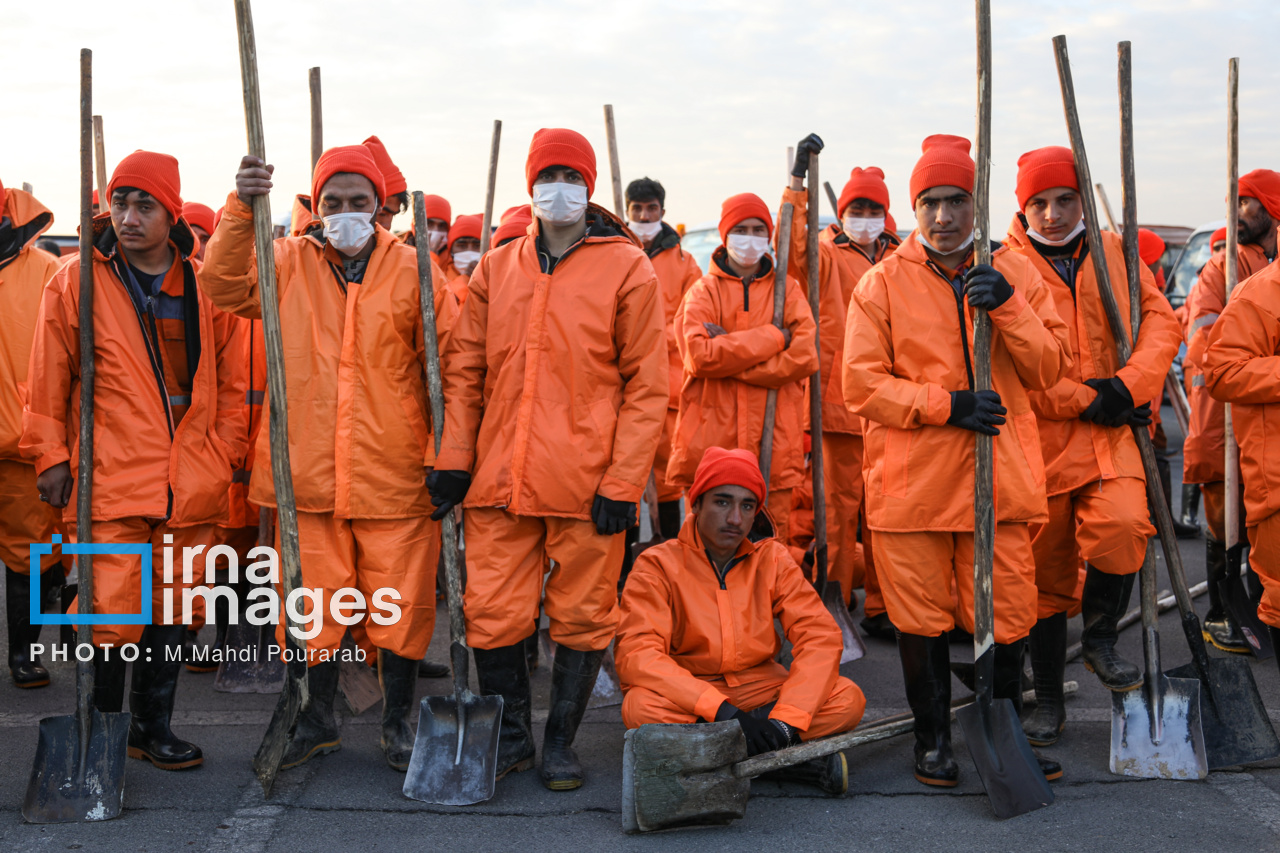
[311,145,386,210]
[689,446,768,505]
[109,150,183,223]
[718,193,773,244]
[910,135,974,203]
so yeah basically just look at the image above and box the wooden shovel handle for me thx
[76,47,96,731]
[757,204,795,488]
[479,120,502,256]
[804,155,828,593]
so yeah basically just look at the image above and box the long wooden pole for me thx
[1095,183,1120,233]
[76,47,97,759]
[1224,58,1241,552]
[479,120,502,255]
[758,204,795,487]
[236,0,308,796]
[308,67,322,174]
[603,105,625,219]
[806,154,828,595]
[823,181,841,220]
[92,115,108,211]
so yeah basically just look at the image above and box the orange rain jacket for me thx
[225,317,266,529]
[781,187,900,436]
[667,248,818,492]
[843,234,1071,532]
[1204,260,1280,525]
[646,223,704,412]
[1004,216,1180,496]
[1,188,59,464]
[436,204,668,517]
[1184,242,1272,483]
[200,192,456,519]
[615,513,841,731]
[22,217,246,525]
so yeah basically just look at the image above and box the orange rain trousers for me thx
[623,660,865,740]
[1249,514,1280,630]
[860,530,885,617]
[873,523,1038,643]
[0,461,61,575]
[651,408,682,502]
[822,431,865,605]
[273,511,438,666]
[71,519,220,647]
[463,507,625,652]
[1029,477,1152,619]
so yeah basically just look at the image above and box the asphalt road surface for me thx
[2,407,1279,852]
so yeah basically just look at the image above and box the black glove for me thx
[963,264,1014,311]
[591,494,636,535]
[426,470,471,521]
[715,702,794,756]
[791,133,825,179]
[1080,377,1141,428]
[947,389,1006,436]
[1129,402,1154,427]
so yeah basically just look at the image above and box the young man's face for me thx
[914,186,973,255]
[533,167,587,188]
[844,199,886,220]
[376,194,405,231]
[694,484,758,556]
[1238,197,1274,245]
[1212,239,1228,259]
[728,218,770,239]
[451,236,481,275]
[191,225,210,261]
[318,173,378,217]
[427,218,449,251]
[1023,187,1082,241]
[111,190,172,256]
[626,198,663,223]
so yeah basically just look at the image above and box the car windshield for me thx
[1167,230,1213,309]
[681,228,722,274]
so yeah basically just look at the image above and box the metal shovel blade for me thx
[215,621,284,694]
[623,721,750,834]
[22,709,130,823]
[1220,565,1274,660]
[823,581,867,663]
[1167,656,1280,769]
[402,691,503,806]
[252,660,305,797]
[1110,673,1207,780]
[956,697,1054,820]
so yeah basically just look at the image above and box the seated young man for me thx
[615,446,866,795]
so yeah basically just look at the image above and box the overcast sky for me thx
[5,0,1277,238]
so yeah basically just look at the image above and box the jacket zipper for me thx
[925,260,975,391]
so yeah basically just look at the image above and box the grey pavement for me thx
[2,406,1279,852]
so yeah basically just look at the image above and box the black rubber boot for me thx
[474,641,536,779]
[379,650,418,771]
[994,640,1062,781]
[618,526,639,592]
[524,622,541,672]
[128,624,203,769]
[1180,483,1202,531]
[185,593,231,673]
[6,568,50,688]
[1080,566,1143,692]
[1272,628,1280,679]
[1203,535,1249,653]
[763,753,849,796]
[860,611,896,641]
[540,645,606,791]
[898,632,958,787]
[1023,612,1067,746]
[281,660,341,770]
[418,658,450,678]
[657,500,683,540]
[93,644,128,713]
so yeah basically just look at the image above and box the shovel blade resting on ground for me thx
[622,722,750,834]
[22,709,130,823]
[215,622,284,694]
[823,581,867,664]
[402,690,503,806]
[1110,673,1207,780]
[1220,555,1274,660]
[956,696,1054,820]
[1167,656,1280,769]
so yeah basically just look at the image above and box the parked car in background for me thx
[1166,220,1226,310]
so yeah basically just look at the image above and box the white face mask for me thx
[1027,217,1086,247]
[629,220,663,241]
[726,234,770,267]
[531,182,589,226]
[843,215,885,246]
[452,250,480,272]
[323,212,375,256]
[427,228,448,253]
[917,228,975,256]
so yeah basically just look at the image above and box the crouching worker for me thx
[616,447,866,795]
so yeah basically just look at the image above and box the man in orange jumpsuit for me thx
[1,179,64,689]
[781,135,903,633]
[667,193,818,542]
[23,151,247,769]
[443,214,482,305]
[429,127,668,791]
[616,446,864,794]
[1003,147,1180,745]
[624,177,703,540]
[843,135,1070,787]
[203,144,455,773]
[1203,257,1280,666]
[1184,168,1279,652]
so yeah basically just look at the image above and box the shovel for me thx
[1055,36,1279,770]
[1111,541,1207,778]
[622,681,1077,833]
[954,3,1054,821]
[22,50,130,823]
[402,191,503,806]
[216,511,284,694]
